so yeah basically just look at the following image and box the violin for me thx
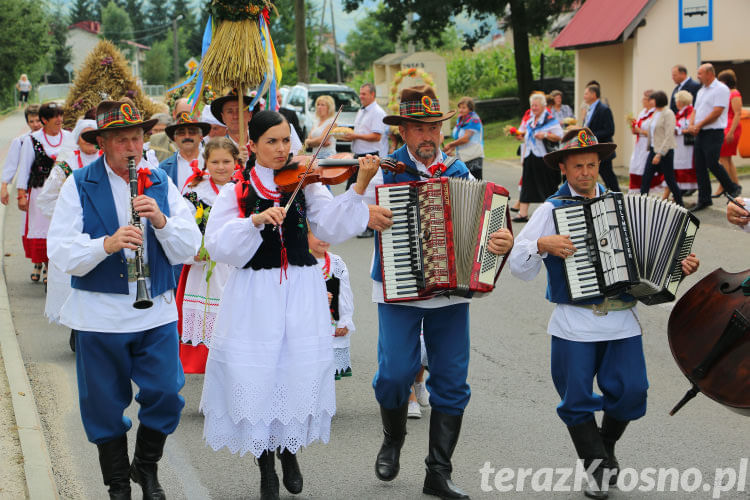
[273,153,412,193]
[667,267,750,416]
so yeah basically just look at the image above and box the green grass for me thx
[482,118,524,160]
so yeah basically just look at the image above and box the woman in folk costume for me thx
[628,90,664,194]
[307,230,355,380]
[37,119,100,347]
[672,89,698,194]
[176,137,237,374]
[200,110,377,499]
[17,102,72,283]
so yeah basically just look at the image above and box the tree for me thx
[101,1,134,50]
[343,0,578,104]
[142,38,172,85]
[143,0,172,45]
[345,6,396,72]
[123,0,146,36]
[47,11,74,83]
[294,0,309,82]
[0,0,53,106]
[69,0,92,23]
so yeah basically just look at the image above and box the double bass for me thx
[667,268,750,416]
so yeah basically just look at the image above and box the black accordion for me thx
[552,192,699,305]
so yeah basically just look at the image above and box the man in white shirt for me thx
[159,112,211,193]
[47,101,202,499]
[343,83,387,221]
[509,127,699,499]
[687,64,742,212]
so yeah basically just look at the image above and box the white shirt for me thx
[1,133,29,183]
[508,184,642,342]
[47,157,202,333]
[352,101,386,156]
[364,148,472,309]
[694,78,730,130]
[205,164,369,269]
[176,152,204,193]
[17,129,72,189]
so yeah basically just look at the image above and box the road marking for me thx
[165,438,211,500]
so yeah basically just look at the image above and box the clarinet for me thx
[128,156,153,309]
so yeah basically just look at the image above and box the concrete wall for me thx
[66,30,99,73]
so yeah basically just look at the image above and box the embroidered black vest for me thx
[28,137,56,188]
[240,188,316,270]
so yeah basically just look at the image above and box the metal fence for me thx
[33,84,167,103]
[142,85,166,98]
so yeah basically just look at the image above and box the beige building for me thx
[553,0,748,166]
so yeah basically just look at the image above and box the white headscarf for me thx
[200,105,224,127]
[72,119,98,146]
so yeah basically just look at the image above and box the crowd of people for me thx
[0,64,745,500]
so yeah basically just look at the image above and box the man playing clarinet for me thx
[47,101,202,499]
[362,85,514,499]
[508,127,699,499]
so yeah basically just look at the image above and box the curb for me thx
[0,178,59,497]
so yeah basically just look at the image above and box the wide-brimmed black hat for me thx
[165,112,212,140]
[81,101,157,143]
[210,90,252,125]
[383,85,456,126]
[543,127,617,169]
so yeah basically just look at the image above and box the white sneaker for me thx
[414,381,430,407]
[407,400,422,419]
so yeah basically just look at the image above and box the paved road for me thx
[3,147,750,498]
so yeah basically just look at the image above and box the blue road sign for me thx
[679,0,713,43]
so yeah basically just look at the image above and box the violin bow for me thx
[283,105,343,212]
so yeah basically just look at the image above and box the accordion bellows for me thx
[553,192,699,305]
[376,178,510,302]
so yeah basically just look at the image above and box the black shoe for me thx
[711,191,724,198]
[97,435,132,500]
[69,330,76,352]
[681,189,696,197]
[567,419,609,499]
[510,207,520,213]
[375,404,408,481]
[600,415,629,486]
[258,450,280,500]
[729,185,743,198]
[129,426,167,500]
[689,201,712,213]
[511,215,529,223]
[422,411,469,499]
[276,448,303,494]
[357,228,374,238]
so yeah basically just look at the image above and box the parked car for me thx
[282,83,360,151]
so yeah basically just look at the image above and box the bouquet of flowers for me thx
[503,125,524,138]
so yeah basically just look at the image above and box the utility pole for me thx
[329,0,341,83]
[173,15,183,83]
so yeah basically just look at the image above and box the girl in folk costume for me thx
[672,89,698,194]
[17,102,72,283]
[176,137,238,374]
[307,230,355,380]
[37,119,100,338]
[201,111,376,499]
[628,90,663,193]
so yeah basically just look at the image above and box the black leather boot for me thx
[97,435,132,499]
[422,411,469,499]
[567,419,609,499]
[69,330,76,352]
[129,425,167,500]
[375,404,408,481]
[276,448,303,494]
[600,414,629,486]
[258,450,280,500]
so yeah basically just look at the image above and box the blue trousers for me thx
[75,321,185,444]
[373,302,470,415]
[550,335,649,426]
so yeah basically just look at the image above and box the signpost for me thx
[184,57,199,72]
[64,62,74,83]
[678,0,713,68]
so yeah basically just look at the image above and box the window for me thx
[308,90,361,113]
[288,88,305,108]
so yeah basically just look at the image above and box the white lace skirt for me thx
[200,264,336,458]
[181,261,231,346]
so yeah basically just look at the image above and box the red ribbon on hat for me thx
[137,167,153,195]
[182,160,206,191]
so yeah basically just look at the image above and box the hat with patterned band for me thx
[383,85,456,125]
[165,112,212,140]
[210,90,252,126]
[543,127,617,169]
[81,101,157,143]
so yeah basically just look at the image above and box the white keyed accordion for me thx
[376,177,511,302]
[552,192,699,305]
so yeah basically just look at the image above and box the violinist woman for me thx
[201,110,381,499]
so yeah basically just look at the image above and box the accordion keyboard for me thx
[554,204,601,300]
[377,185,420,300]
